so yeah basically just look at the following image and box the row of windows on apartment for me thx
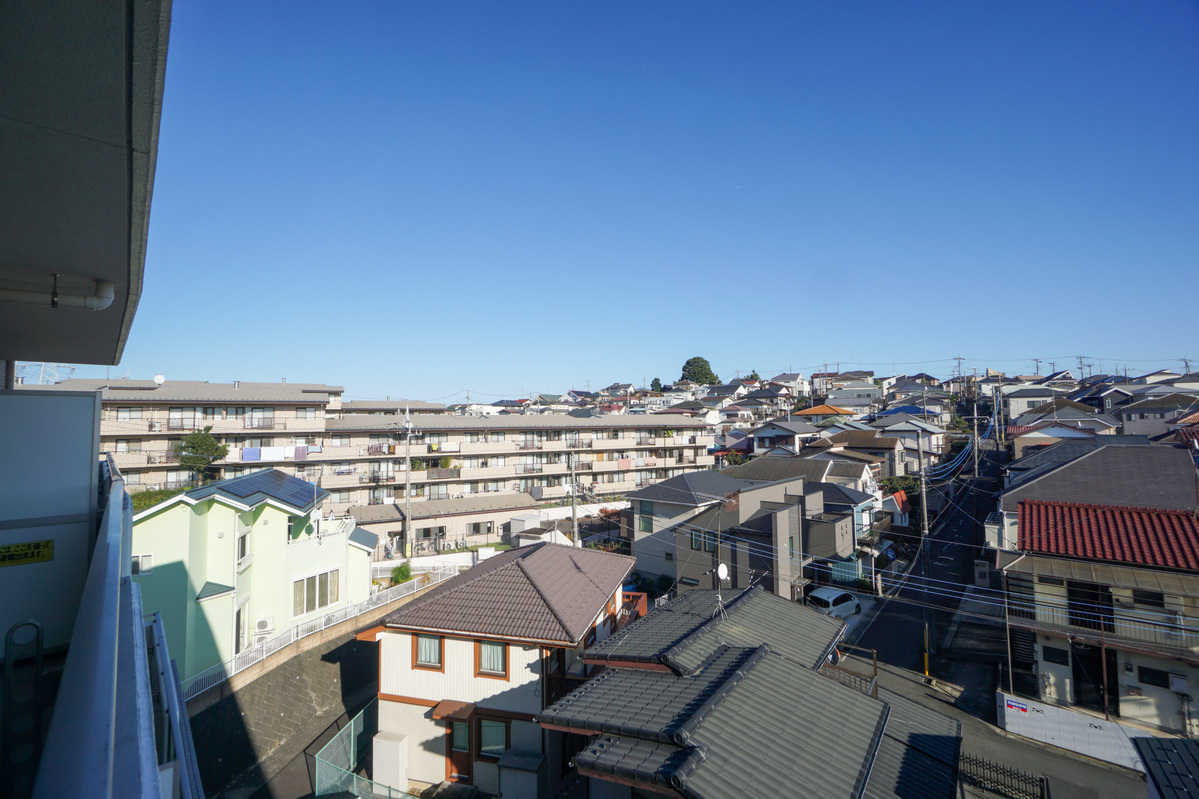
[357,430,686,444]
[113,435,319,452]
[414,522,493,539]
[113,407,319,420]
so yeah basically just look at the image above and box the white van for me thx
[807,587,862,620]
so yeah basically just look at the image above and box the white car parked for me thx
[807,587,862,620]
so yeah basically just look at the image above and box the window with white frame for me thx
[292,568,340,616]
[331,434,351,446]
[329,489,350,504]
[296,407,316,419]
[131,554,153,575]
[115,439,141,453]
[116,407,143,420]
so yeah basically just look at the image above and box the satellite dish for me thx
[716,563,729,582]
[153,374,165,386]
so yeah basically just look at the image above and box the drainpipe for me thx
[3,361,14,390]
[0,279,116,310]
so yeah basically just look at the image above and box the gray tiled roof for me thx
[341,400,447,413]
[720,457,831,484]
[554,644,887,798]
[29,378,343,402]
[584,588,844,672]
[326,413,705,432]
[999,445,1199,512]
[862,689,961,799]
[750,419,819,436]
[380,542,634,644]
[185,468,327,513]
[349,493,539,524]
[816,482,875,507]
[1003,436,1151,487]
[626,472,755,506]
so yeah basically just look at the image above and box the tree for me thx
[173,426,229,486]
[747,370,760,381]
[880,475,920,497]
[680,356,719,385]
[650,377,662,392]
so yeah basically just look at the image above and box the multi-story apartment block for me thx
[28,379,716,545]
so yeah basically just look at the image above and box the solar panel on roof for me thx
[222,469,323,508]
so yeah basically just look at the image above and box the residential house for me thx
[871,417,948,459]
[1007,422,1103,459]
[349,493,540,557]
[357,542,638,795]
[881,490,912,529]
[769,372,811,396]
[739,385,794,415]
[0,3,201,795]
[1070,382,1135,415]
[999,436,1153,490]
[340,399,449,417]
[627,471,757,578]
[1005,387,1069,419]
[132,469,372,682]
[748,418,820,455]
[820,430,908,478]
[800,440,886,487]
[985,445,1199,550]
[1118,394,1199,437]
[722,453,879,497]
[1134,369,1184,385]
[541,586,962,799]
[999,501,1199,735]
[828,380,883,403]
[809,371,839,396]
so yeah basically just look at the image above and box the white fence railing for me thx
[180,565,458,702]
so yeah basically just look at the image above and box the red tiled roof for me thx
[893,489,911,514]
[1018,500,1199,571]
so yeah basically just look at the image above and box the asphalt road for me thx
[855,443,1001,673]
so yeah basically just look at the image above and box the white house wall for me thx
[379,699,444,785]
[379,633,542,713]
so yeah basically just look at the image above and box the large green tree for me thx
[680,356,719,385]
[173,426,229,486]
[650,377,662,392]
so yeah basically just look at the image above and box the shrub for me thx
[130,486,189,511]
[391,563,412,584]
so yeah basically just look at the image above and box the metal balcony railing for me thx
[566,439,593,449]
[359,472,393,484]
[516,465,543,475]
[244,419,276,430]
[428,468,461,479]
[517,442,543,450]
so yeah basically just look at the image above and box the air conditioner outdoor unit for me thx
[256,617,274,633]
[149,422,161,431]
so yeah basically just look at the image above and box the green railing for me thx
[314,699,420,798]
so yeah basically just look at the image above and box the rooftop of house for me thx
[340,399,447,413]
[999,445,1199,513]
[796,403,853,416]
[181,468,328,514]
[876,405,941,418]
[627,471,756,506]
[28,377,344,403]
[1134,737,1199,799]
[824,430,903,450]
[750,418,820,436]
[349,492,539,524]
[1006,387,1064,398]
[1120,393,1199,413]
[816,482,876,507]
[545,588,959,799]
[1023,397,1096,416]
[379,542,634,645]
[1018,500,1199,572]
[1006,435,1153,485]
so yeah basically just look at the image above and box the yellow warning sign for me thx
[0,540,54,567]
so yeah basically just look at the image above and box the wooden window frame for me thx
[412,633,445,672]
[474,639,510,681]
[475,716,510,761]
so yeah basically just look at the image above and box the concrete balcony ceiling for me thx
[0,0,171,365]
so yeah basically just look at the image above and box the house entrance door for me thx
[1071,641,1119,717]
[447,721,472,783]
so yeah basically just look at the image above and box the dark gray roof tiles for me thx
[999,445,1199,512]
[817,482,876,507]
[348,526,378,552]
[1134,737,1199,799]
[720,456,831,484]
[557,642,888,799]
[626,471,755,506]
[380,542,634,644]
[585,587,844,672]
[862,689,962,799]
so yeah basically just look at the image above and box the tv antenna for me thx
[712,563,729,620]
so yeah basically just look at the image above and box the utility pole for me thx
[570,452,579,546]
[1033,358,1040,375]
[1077,355,1085,376]
[918,433,934,668]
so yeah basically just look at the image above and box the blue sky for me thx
[65,2,1199,399]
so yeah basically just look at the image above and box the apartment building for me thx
[297,413,714,512]
[28,380,716,517]
[27,378,344,490]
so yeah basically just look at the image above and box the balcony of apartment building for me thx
[10,455,203,797]
[1004,559,1199,662]
[425,441,461,454]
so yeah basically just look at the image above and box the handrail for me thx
[180,565,457,701]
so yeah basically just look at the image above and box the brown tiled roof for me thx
[381,542,634,644]
[825,430,902,450]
